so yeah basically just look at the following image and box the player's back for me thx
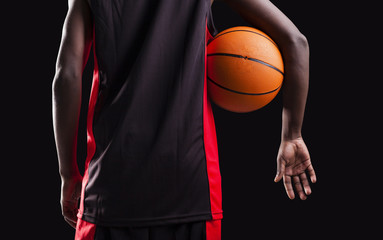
[78,0,222,227]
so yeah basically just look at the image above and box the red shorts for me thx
[75,218,221,240]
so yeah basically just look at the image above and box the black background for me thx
[4,0,381,239]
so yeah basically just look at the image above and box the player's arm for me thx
[221,0,316,199]
[52,0,92,228]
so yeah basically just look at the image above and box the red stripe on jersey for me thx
[204,20,223,220]
[78,28,99,220]
[75,218,96,240]
[206,220,222,240]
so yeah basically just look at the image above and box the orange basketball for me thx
[207,26,284,113]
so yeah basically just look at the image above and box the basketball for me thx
[207,26,284,113]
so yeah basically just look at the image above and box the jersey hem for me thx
[80,212,223,227]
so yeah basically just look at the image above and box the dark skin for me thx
[219,0,317,197]
[52,0,316,229]
[52,0,92,228]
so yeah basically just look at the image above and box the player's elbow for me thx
[52,67,82,98]
[294,32,309,51]
[285,31,309,54]
[277,30,310,69]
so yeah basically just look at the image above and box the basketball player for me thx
[52,0,316,239]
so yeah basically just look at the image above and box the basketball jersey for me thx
[77,0,222,226]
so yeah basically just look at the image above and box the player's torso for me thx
[79,0,221,226]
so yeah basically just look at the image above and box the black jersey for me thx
[78,0,222,226]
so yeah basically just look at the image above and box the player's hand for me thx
[274,137,316,200]
[60,174,83,228]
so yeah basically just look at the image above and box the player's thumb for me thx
[274,172,282,182]
[274,160,285,182]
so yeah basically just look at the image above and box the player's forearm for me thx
[280,34,309,141]
[52,71,82,180]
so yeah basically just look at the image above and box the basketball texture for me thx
[207,26,284,113]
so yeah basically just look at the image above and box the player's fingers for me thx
[307,164,317,183]
[62,204,78,229]
[283,175,295,200]
[64,216,77,229]
[299,173,311,195]
[293,175,306,200]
